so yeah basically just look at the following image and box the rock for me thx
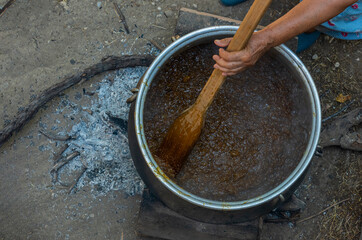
[192,4,198,8]
[334,62,340,68]
[164,10,173,18]
[97,1,102,9]
[157,6,161,11]
[312,54,318,60]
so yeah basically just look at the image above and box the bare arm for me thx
[213,0,358,76]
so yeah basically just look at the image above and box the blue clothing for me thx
[220,0,247,6]
[220,0,362,40]
[296,31,321,53]
[318,1,361,40]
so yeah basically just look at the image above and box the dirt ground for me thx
[0,0,361,239]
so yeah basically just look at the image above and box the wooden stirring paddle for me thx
[156,0,273,176]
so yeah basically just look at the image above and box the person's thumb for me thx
[214,38,232,47]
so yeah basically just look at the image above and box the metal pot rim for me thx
[134,26,321,210]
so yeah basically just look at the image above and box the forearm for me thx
[260,0,358,48]
[212,0,357,76]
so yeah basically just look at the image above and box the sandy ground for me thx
[0,0,361,239]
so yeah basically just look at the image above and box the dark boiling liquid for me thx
[143,43,312,201]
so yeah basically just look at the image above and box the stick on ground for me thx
[0,0,16,17]
[51,151,80,173]
[296,198,350,224]
[0,55,154,147]
[53,144,70,164]
[113,2,130,34]
[147,39,164,51]
[322,100,355,122]
[51,151,80,183]
[39,129,73,141]
[68,166,87,194]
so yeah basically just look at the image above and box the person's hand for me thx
[213,31,273,76]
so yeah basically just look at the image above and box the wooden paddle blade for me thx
[156,0,272,176]
[156,105,204,175]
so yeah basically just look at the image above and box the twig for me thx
[53,144,69,164]
[39,129,73,141]
[296,198,350,224]
[0,0,16,17]
[322,100,355,122]
[0,55,154,147]
[147,39,164,51]
[51,151,80,183]
[113,2,130,34]
[68,166,87,194]
[51,151,80,173]
[151,24,166,30]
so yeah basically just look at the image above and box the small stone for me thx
[151,2,155,5]
[90,213,95,218]
[97,2,102,9]
[192,4,198,8]
[157,6,161,10]
[164,10,173,18]
[70,59,76,65]
[122,149,129,155]
[334,62,340,68]
[312,54,318,60]
[356,57,360,61]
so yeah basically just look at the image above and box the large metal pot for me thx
[128,26,321,223]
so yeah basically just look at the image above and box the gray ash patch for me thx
[52,67,147,197]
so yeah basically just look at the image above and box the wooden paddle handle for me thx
[194,0,272,111]
[227,0,272,52]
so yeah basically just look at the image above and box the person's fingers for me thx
[214,64,245,75]
[218,48,246,62]
[220,48,256,67]
[213,55,242,70]
[214,38,232,47]
[222,67,245,76]
[222,65,245,76]
[212,54,221,62]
